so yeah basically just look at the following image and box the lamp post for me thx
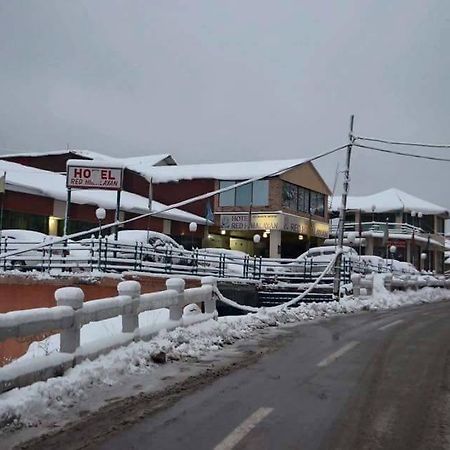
[420,252,427,272]
[417,211,423,231]
[371,204,376,223]
[189,221,197,250]
[384,216,390,259]
[253,233,261,257]
[389,245,397,270]
[95,208,106,239]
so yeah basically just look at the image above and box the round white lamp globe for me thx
[95,207,106,221]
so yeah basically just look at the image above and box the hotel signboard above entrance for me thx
[219,213,329,238]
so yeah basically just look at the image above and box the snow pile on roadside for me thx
[1,285,449,430]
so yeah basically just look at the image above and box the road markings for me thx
[317,341,359,368]
[214,407,273,450]
[378,319,404,331]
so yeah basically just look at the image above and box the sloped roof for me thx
[137,158,308,183]
[330,188,449,216]
[0,149,177,169]
[0,160,206,224]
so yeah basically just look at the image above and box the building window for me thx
[282,182,325,217]
[219,181,235,206]
[297,187,310,213]
[310,191,325,217]
[282,182,297,210]
[219,180,269,207]
[252,180,269,205]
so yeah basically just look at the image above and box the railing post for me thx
[366,274,374,296]
[201,276,217,315]
[55,287,84,354]
[118,280,141,333]
[351,273,361,297]
[166,278,185,321]
[384,273,393,292]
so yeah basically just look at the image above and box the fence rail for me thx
[351,273,450,297]
[0,237,401,283]
[0,276,217,394]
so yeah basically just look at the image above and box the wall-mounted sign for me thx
[220,213,330,238]
[66,164,123,190]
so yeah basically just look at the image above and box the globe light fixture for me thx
[95,207,106,221]
[253,234,261,244]
[189,222,198,233]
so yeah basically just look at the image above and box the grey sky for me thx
[0,0,449,210]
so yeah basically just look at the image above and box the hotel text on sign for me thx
[67,166,123,190]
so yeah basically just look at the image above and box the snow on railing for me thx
[0,237,359,283]
[330,221,426,236]
[0,276,217,394]
[351,273,450,297]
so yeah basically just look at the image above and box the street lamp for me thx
[189,221,197,250]
[371,204,376,222]
[420,252,427,272]
[417,211,423,231]
[95,207,106,239]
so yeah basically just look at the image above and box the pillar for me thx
[269,230,281,258]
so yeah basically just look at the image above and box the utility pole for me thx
[333,115,355,300]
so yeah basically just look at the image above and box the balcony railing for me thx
[330,221,445,246]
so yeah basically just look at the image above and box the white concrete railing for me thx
[0,276,217,394]
[351,273,450,297]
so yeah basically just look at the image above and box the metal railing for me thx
[330,221,424,235]
[0,236,426,283]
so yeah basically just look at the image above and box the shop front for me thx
[215,212,329,258]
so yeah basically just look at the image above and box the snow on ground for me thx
[0,280,449,431]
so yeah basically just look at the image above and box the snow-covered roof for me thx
[137,158,308,183]
[1,149,177,170]
[0,160,206,224]
[331,188,449,216]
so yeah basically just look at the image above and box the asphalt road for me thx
[22,300,450,450]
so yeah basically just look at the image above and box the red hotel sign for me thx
[67,165,123,190]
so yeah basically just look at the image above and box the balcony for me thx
[330,221,445,247]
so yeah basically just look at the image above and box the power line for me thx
[354,143,450,162]
[355,136,450,149]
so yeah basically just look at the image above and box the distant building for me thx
[0,150,332,257]
[0,151,206,241]
[142,159,331,257]
[329,188,449,273]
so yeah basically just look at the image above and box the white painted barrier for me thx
[0,276,217,393]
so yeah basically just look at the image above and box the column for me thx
[269,230,281,258]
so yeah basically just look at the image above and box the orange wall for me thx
[0,274,200,365]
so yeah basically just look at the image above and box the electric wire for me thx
[354,143,450,162]
[355,136,450,149]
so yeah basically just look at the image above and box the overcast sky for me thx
[0,0,449,211]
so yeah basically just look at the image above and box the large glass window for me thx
[252,180,269,206]
[310,191,325,217]
[219,180,269,207]
[219,181,235,206]
[235,183,252,206]
[298,187,309,213]
[282,182,298,210]
[281,182,326,217]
